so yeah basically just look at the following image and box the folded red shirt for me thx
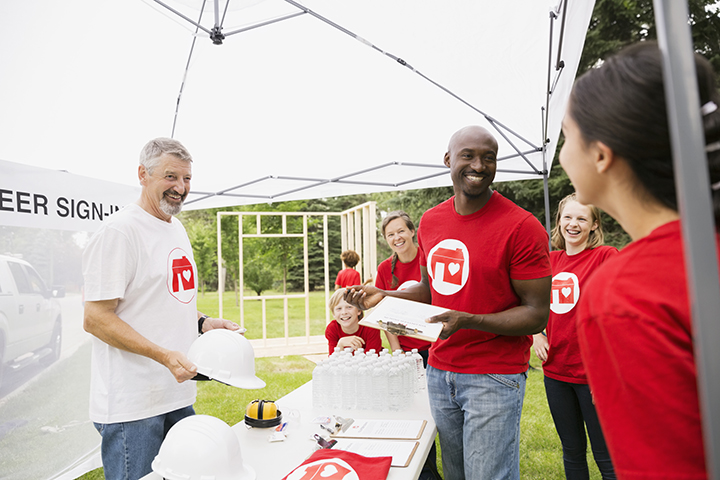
[282,449,392,480]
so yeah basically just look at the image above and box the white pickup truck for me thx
[0,254,63,388]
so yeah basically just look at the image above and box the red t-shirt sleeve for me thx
[325,321,340,355]
[375,259,391,290]
[509,215,551,280]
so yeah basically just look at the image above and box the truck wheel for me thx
[41,319,62,366]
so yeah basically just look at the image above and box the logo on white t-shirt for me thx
[550,271,579,314]
[427,239,469,296]
[167,247,196,304]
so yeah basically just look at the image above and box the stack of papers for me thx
[330,419,427,468]
[360,296,448,342]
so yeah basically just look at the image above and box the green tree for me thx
[497,0,720,250]
[244,260,274,296]
[580,0,720,75]
[184,212,217,295]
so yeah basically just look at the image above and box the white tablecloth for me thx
[143,380,437,480]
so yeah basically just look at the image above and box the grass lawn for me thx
[77,350,606,479]
[196,289,331,339]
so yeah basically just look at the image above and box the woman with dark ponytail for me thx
[375,211,432,363]
[560,41,719,479]
[375,210,440,480]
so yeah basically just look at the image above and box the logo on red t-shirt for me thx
[427,239,470,296]
[550,272,579,314]
[167,248,196,304]
[398,280,419,291]
[285,458,358,480]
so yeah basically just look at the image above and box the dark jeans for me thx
[544,376,616,480]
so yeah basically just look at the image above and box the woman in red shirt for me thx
[559,41,719,479]
[375,211,431,364]
[533,193,617,480]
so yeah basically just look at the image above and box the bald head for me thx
[443,125,499,213]
[447,126,498,155]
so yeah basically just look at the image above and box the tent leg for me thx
[543,168,551,249]
[653,1,720,478]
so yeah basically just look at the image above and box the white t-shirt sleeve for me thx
[82,225,137,302]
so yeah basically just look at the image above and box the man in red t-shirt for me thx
[346,126,551,480]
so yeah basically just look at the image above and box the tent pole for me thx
[542,154,551,248]
[653,1,720,478]
[541,7,558,246]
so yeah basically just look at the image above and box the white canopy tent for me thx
[0,1,597,478]
[0,0,593,211]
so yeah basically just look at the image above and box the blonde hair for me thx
[328,288,363,320]
[550,193,605,251]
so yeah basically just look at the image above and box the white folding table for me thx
[142,380,437,479]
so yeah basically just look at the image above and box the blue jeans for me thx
[427,366,526,480]
[544,376,616,480]
[93,405,195,480]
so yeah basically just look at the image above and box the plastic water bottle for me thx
[315,362,327,408]
[356,365,371,410]
[372,364,388,411]
[411,349,426,391]
[329,361,343,409]
[387,366,402,411]
[312,362,325,408]
[342,362,356,409]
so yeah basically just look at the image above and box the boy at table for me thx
[325,288,382,355]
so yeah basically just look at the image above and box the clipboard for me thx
[330,419,427,440]
[359,296,448,342]
[333,439,420,468]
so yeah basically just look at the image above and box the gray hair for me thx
[139,138,192,174]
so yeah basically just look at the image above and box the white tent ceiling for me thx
[0,0,594,212]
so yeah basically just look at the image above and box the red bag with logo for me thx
[282,449,392,480]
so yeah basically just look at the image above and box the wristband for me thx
[198,315,209,334]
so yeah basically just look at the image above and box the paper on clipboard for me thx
[330,419,427,440]
[359,296,448,342]
[333,439,420,468]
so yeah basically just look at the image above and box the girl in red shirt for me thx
[533,193,617,480]
[559,41,720,479]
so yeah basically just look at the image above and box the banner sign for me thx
[0,159,139,232]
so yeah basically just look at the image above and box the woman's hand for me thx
[532,333,549,362]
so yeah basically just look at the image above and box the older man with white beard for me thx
[82,138,239,480]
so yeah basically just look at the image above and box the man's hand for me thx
[162,350,198,383]
[202,316,242,333]
[532,333,549,362]
[344,284,385,310]
[425,310,472,339]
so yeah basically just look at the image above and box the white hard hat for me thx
[152,414,255,480]
[187,329,266,389]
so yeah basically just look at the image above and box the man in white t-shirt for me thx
[82,138,240,480]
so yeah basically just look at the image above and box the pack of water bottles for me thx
[312,347,426,411]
